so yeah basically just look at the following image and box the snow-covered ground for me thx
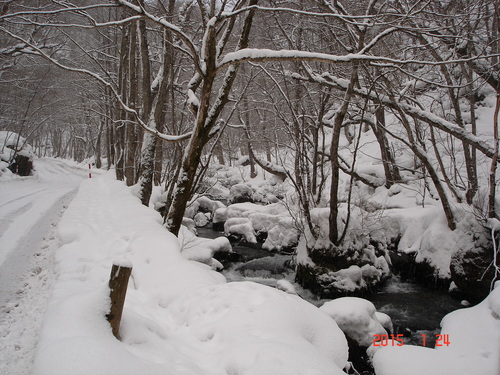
[28,169,349,375]
[1,159,499,375]
[0,158,93,375]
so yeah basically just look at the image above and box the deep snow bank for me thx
[33,172,349,375]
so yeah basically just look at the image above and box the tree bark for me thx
[165,0,258,235]
[106,263,132,340]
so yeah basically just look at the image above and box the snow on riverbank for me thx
[33,172,349,375]
[372,283,500,375]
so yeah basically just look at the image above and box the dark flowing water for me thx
[198,226,464,349]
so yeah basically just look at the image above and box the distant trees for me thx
[0,0,498,247]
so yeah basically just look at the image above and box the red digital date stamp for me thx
[373,333,450,347]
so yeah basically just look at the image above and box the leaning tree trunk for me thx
[164,0,258,236]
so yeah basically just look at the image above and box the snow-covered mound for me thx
[33,172,350,375]
[320,297,392,347]
[372,283,500,375]
[178,225,231,270]
[216,202,299,251]
[185,195,227,220]
[229,183,254,203]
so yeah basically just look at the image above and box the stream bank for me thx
[198,225,465,374]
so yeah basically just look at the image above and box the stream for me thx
[198,226,464,355]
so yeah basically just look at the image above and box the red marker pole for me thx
[88,163,92,178]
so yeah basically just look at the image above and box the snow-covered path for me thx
[0,158,89,375]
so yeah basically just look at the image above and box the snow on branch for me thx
[0,3,117,21]
[217,48,499,72]
[290,69,498,160]
[115,0,202,76]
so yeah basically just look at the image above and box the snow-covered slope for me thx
[32,171,349,375]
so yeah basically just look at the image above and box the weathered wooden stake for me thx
[106,263,132,340]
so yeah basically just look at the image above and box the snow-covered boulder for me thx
[185,195,226,219]
[235,254,292,278]
[194,212,209,227]
[179,226,232,270]
[450,215,495,302]
[320,297,391,347]
[228,183,254,204]
[217,202,300,251]
[224,217,257,243]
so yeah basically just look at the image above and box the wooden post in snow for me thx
[106,261,132,340]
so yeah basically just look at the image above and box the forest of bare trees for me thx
[1,0,499,272]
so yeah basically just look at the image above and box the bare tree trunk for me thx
[114,22,130,181]
[372,105,401,188]
[138,0,175,206]
[392,99,457,230]
[95,121,103,169]
[165,0,258,235]
[329,68,357,245]
[488,80,500,219]
[125,22,138,186]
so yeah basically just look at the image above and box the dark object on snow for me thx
[106,263,132,340]
[8,153,33,176]
[1,131,34,176]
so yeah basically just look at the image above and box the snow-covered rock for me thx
[295,206,393,297]
[179,226,232,270]
[450,215,495,302]
[228,183,254,204]
[193,212,209,227]
[224,217,257,243]
[185,195,226,219]
[217,202,299,251]
[320,297,390,347]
